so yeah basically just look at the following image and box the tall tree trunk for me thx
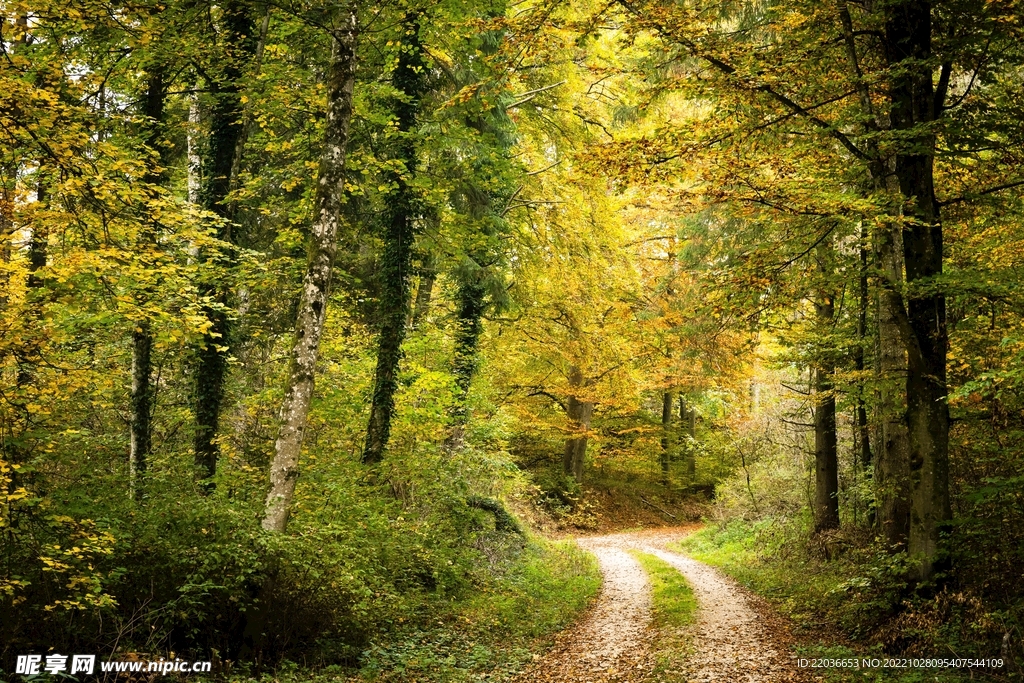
[193,0,255,481]
[444,271,486,452]
[855,224,872,469]
[242,15,357,660]
[680,396,696,484]
[130,327,153,497]
[836,0,910,543]
[16,173,48,389]
[884,0,950,581]
[874,225,912,548]
[561,366,593,481]
[261,17,357,533]
[814,288,840,532]
[362,13,426,464]
[187,95,202,205]
[410,252,437,329]
[660,390,675,486]
[0,164,13,311]
[130,68,168,500]
[855,223,873,523]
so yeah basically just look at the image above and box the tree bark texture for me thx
[814,292,839,532]
[444,272,487,452]
[838,0,914,548]
[193,0,255,481]
[660,390,675,486]
[262,16,358,533]
[855,223,872,472]
[130,326,153,497]
[562,366,594,481]
[874,225,912,548]
[0,165,11,311]
[130,68,168,500]
[410,252,436,329]
[680,396,696,483]
[15,172,48,391]
[884,0,950,580]
[362,13,426,464]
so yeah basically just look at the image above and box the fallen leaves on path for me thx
[511,536,655,683]
[513,528,813,683]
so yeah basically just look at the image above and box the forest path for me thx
[512,527,807,683]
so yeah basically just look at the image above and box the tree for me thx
[192,0,258,481]
[262,9,358,533]
[611,0,1023,579]
[362,11,429,465]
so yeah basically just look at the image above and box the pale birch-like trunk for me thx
[187,95,201,206]
[261,15,357,533]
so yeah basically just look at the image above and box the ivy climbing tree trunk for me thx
[362,12,426,465]
[193,0,254,482]
[444,272,487,452]
[262,14,358,533]
[130,68,169,500]
[439,11,514,454]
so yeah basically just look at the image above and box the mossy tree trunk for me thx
[562,366,594,481]
[884,0,950,581]
[814,280,839,532]
[193,0,255,482]
[130,68,170,500]
[660,390,675,486]
[445,272,487,452]
[362,12,426,465]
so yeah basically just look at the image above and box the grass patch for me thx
[221,537,600,683]
[674,520,989,683]
[630,551,698,682]
[355,537,600,681]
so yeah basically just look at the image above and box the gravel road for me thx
[512,528,808,683]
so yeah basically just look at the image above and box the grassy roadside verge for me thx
[629,551,698,682]
[220,537,600,683]
[354,538,601,682]
[674,520,984,683]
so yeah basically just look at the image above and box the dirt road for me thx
[512,528,808,682]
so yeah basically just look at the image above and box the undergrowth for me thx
[677,519,1018,682]
[223,537,600,683]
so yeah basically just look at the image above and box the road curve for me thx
[512,527,807,683]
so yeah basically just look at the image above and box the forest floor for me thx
[512,527,812,683]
